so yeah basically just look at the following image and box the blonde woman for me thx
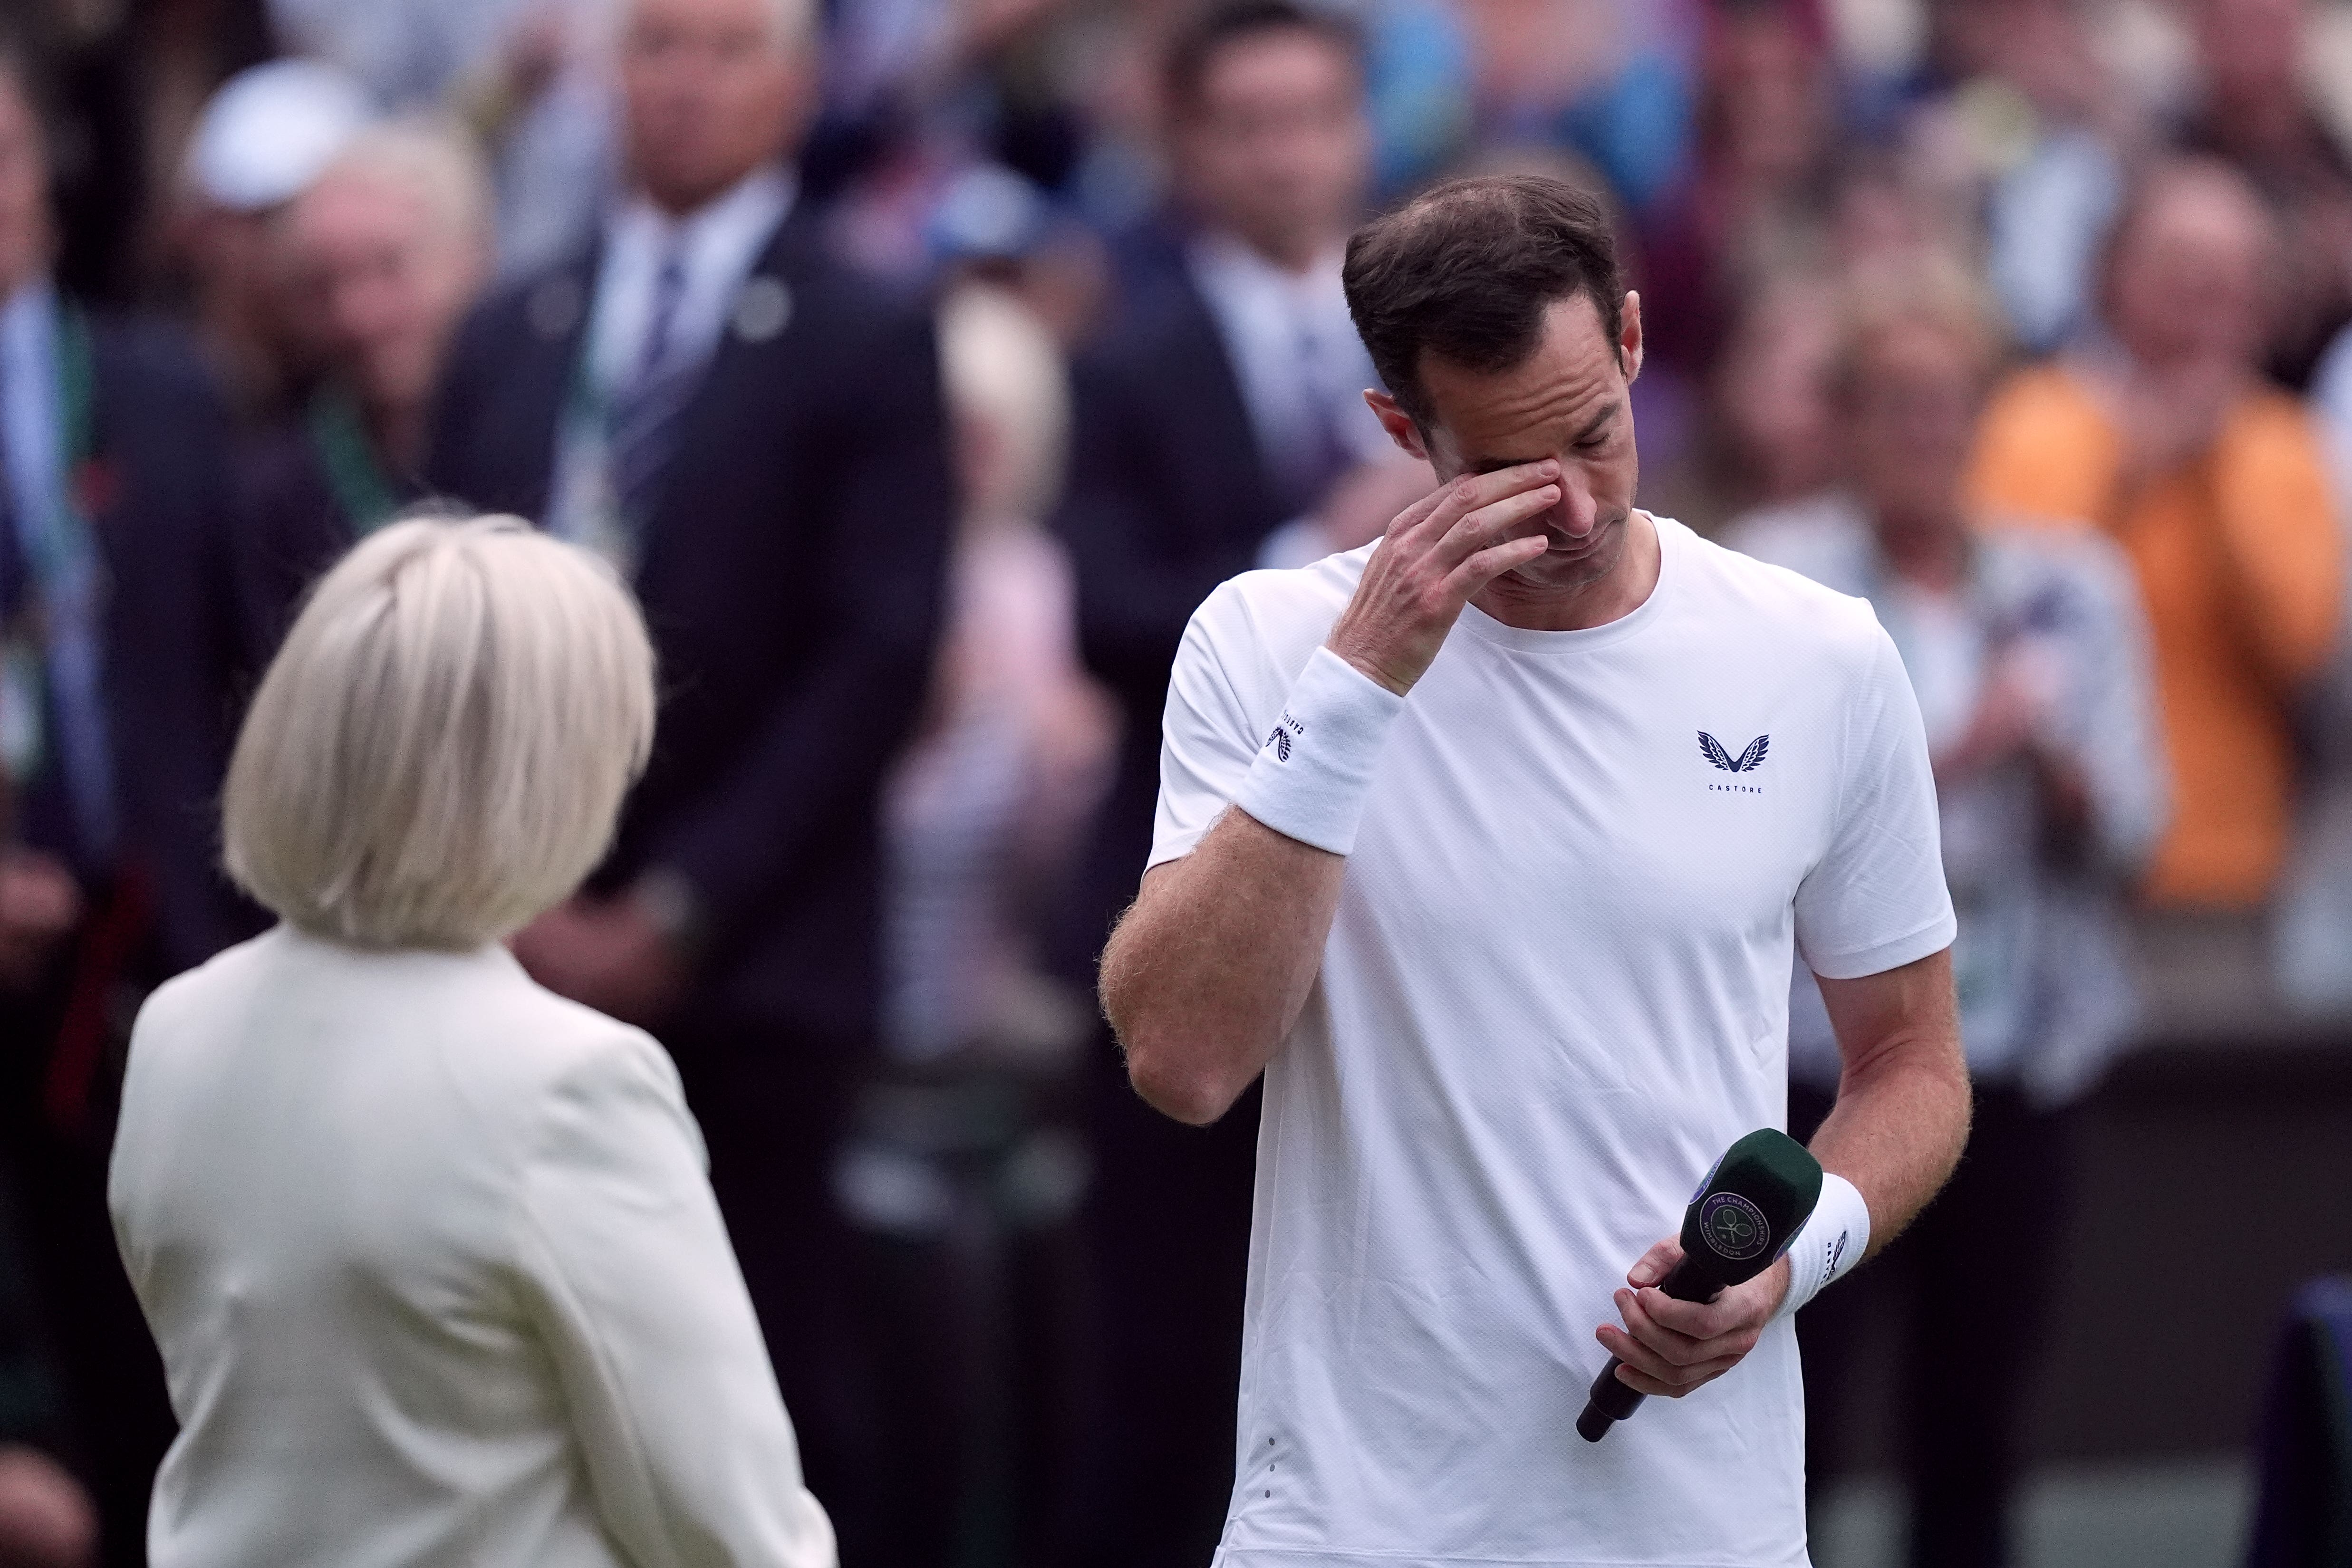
[107,518,834,1568]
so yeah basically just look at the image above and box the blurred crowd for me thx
[0,0,2348,1564]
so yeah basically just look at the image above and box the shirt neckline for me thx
[1186,230,1348,298]
[1453,511,1679,656]
[609,164,797,256]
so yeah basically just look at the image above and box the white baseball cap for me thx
[184,59,374,213]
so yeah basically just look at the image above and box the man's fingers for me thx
[1613,1289,1712,1366]
[1450,533,1551,596]
[1434,483,1560,567]
[1628,1238,1683,1290]
[1612,1287,1762,1366]
[1596,1320,1735,1391]
[1398,462,1559,546]
[1639,1287,1754,1343]
[1609,1348,1745,1399]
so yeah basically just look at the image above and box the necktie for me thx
[609,241,699,534]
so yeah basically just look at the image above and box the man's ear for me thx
[1619,290,1645,386]
[1365,389,1429,461]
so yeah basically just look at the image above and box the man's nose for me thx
[1554,475,1598,536]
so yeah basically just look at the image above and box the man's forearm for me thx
[1811,950,1971,1258]
[1099,807,1345,1126]
[1810,1050,1970,1258]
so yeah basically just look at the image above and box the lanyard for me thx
[14,299,100,603]
[306,385,402,535]
[0,295,116,862]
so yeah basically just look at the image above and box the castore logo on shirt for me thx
[1699,731,1770,794]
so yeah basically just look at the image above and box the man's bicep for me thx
[1814,947,1958,1075]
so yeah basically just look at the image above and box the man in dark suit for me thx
[425,0,953,1549]
[0,36,261,1568]
[1053,6,1427,1563]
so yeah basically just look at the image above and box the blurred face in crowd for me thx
[0,67,50,302]
[1956,0,2104,122]
[1704,4,1829,192]
[620,0,812,214]
[2198,0,2304,110]
[1714,281,1838,506]
[290,161,489,425]
[1379,292,1645,596]
[181,203,336,413]
[1172,25,1370,270]
[2104,164,2272,372]
[1839,319,1986,535]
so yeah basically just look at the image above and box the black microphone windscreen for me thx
[1674,1128,1823,1295]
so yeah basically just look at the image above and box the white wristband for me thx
[1230,646,1406,856]
[1773,1172,1870,1320]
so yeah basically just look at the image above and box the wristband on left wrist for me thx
[1773,1171,1870,1320]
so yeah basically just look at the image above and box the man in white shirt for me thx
[1100,174,1972,1565]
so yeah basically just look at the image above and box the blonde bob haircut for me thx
[223,515,656,951]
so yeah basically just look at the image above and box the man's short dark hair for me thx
[1164,0,1366,115]
[1343,174,1625,424]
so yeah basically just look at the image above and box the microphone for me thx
[1576,1127,1823,1443]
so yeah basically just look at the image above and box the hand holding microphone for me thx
[1580,1128,1844,1443]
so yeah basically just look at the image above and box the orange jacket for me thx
[1968,363,2342,908]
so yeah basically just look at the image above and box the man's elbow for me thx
[1098,904,1254,1126]
[1117,1025,1247,1127]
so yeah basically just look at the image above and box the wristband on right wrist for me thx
[1774,1172,1870,1320]
[1229,645,1406,856]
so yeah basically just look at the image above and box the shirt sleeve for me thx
[1148,588,1270,868]
[1795,620,1959,980]
[513,1032,836,1568]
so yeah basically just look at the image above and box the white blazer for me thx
[108,926,836,1568]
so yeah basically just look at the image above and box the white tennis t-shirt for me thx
[1150,516,1955,1568]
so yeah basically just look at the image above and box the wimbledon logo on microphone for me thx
[1699,1192,1771,1262]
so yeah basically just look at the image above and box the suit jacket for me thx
[225,413,431,688]
[82,318,263,979]
[226,422,359,688]
[1052,262,1287,972]
[110,926,837,1568]
[426,216,953,1040]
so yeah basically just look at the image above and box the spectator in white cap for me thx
[172,58,372,423]
[266,0,621,280]
[229,117,495,681]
